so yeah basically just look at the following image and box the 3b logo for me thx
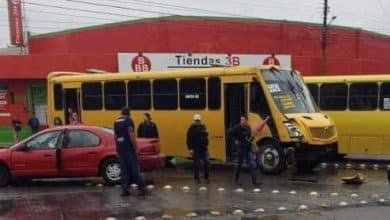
[131,54,151,72]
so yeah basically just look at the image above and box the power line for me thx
[24,1,143,19]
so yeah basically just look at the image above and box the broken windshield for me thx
[261,68,318,114]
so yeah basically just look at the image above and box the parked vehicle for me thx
[0,125,163,186]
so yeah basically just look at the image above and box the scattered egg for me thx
[163,185,172,190]
[199,186,207,191]
[182,186,190,192]
[253,188,261,193]
[320,162,327,168]
[161,214,173,219]
[379,198,386,203]
[233,209,244,216]
[254,208,265,213]
[334,163,340,168]
[235,188,244,193]
[272,190,280,194]
[97,183,103,187]
[309,191,319,196]
[217,187,225,192]
[350,193,359,198]
[320,203,330,208]
[210,211,221,216]
[146,185,154,190]
[105,217,117,220]
[131,184,138,189]
[186,212,198,218]
[339,201,348,207]
[134,216,146,220]
[298,204,308,211]
[346,163,352,168]
[360,164,366,169]
[289,190,297,195]
[330,192,339,197]
[373,164,379,170]
[278,206,287,211]
[360,200,368,205]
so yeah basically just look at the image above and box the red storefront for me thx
[0,16,389,140]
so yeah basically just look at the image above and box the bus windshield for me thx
[261,68,318,114]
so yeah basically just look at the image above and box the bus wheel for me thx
[259,141,287,175]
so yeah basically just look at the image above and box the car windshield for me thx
[261,68,318,114]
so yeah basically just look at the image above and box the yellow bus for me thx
[305,74,390,157]
[47,65,337,174]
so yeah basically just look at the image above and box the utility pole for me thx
[321,0,328,74]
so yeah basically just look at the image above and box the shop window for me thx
[306,83,319,105]
[179,78,206,109]
[104,81,126,110]
[153,79,177,110]
[349,83,378,110]
[208,77,221,109]
[128,80,151,110]
[54,84,63,110]
[319,83,348,110]
[81,82,102,110]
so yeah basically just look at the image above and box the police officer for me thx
[114,107,146,196]
[137,113,159,138]
[228,115,259,186]
[186,114,210,184]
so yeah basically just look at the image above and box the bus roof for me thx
[304,74,390,83]
[47,65,292,82]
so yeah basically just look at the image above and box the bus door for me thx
[63,88,81,124]
[224,83,248,160]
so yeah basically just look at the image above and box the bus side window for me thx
[81,82,103,110]
[104,81,126,110]
[128,80,151,110]
[349,83,378,111]
[153,79,178,110]
[250,82,270,118]
[54,84,63,110]
[208,77,221,109]
[306,83,319,106]
[319,83,347,111]
[380,82,390,110]
[179,78,206,109]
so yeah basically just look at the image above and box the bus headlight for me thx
[284,122,303,138]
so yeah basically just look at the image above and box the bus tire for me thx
[0,164,10,187]
[101,158,121,185]
[259,141,287,175]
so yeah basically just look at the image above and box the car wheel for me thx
[101,158,121,185]
[0,164,10,187]
[259,140,287,175]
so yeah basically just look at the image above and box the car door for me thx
[60,129,102,176]
[11,131,61,177]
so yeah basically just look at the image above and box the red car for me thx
[0,125,163,186]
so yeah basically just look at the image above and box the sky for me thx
[1,0,390,48]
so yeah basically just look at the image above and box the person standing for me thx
[186,114,210,184]
[228,115,259,186]
[28,114,40,134]
[113,107,146,196]
[137,113,159,138]
[11,117,22,142]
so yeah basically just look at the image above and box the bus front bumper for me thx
[293,142,338,161]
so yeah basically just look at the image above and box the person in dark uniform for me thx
[28,114,40,134]
[228,115,259,186]
[11,117,22,142]
[186,114,210,184]
[137,113,159,138]
[113,107,146,196]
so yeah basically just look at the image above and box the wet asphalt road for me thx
[1,163,390,220]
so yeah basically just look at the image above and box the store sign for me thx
[0,89,8,111]
[7,0,24,46]
[118,52,291,72]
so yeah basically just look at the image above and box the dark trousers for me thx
[118,151,146,192]
[235,147,257,184]
[193,152,209,180]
